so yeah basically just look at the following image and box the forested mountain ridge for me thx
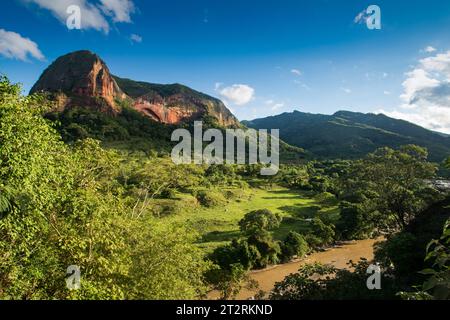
[30,50,239,127]
[243,110,450,162]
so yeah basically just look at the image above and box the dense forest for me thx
[0,76,449,300]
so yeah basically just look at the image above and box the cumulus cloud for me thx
[377,50,450,134]
[377,107,450,134]
[424,46,437,53]
[23,0,136,33]
[264,99,284,111]
[130,33,142,43]
[216,84,255,106]
[291,69,302,76]
[399,68,440,104]
[0,29,45,61]
[99,0,135,23]
[24,0,109,32]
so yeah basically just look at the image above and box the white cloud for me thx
[400,68,440,104]
[99,0,135,23]
[264,99,285,112]
[25,0,109,32]
[130,33,142,43]
[217,84,255,106]
[377,50,450,134]
[354,9,370,25]
[291,69,302,76]
[23,0,136,33]
[377,107,450,134]
[424,46,437,53]
[384,91,391,95]
[271,103,284,111]
[341,87,352,94]
[421,51,450,74]
[0,29,45,61]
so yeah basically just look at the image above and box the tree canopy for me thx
[238,209,281,234]
[0,77,210,299]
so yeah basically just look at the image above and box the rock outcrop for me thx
[114,77,238,126]
[30,50,126,114]
[30,50,239,127]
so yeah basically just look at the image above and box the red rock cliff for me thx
[30,50,126,113]
[30,50,240,127]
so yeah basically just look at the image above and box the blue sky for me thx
[1,0,450,132]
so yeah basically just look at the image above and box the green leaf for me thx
[419,269,437,276]
[423,277,438,291]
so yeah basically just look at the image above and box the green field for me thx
[163,186,340,252]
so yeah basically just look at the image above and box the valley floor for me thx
[163,186,339,253]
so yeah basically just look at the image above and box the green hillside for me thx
[243,110,450,162]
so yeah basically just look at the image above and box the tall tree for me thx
[340,145,438,230]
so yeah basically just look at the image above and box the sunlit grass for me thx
[164,186,339,253]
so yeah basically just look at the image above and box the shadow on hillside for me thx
[262,189,313,200]
[279,205,321,219]
[201,230,241,243]
[273,217,310,240]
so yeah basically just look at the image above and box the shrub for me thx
[223,189,247,201]
[336,201,376,240]
[314,192,337,207]
[239,209,281,234]
[205,263,257,300]
[375,232,420,276]
[209,239,260,271]
[160,188,177,199]
[270,260,398,300]
[308,218,336,248]
[281,232,309,262]
[247,231,281,268]
[196,190,226,208]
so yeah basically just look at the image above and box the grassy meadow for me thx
[162,186,339,253]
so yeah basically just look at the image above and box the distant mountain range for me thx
[29,50,450,162]
[243,110,450,162]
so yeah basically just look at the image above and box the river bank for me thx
[209,237,383,300]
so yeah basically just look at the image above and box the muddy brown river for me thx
[209,238,382,300]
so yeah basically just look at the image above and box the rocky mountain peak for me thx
[30,50,239,127]
[30,50,126,113]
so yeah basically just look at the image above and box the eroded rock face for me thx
[30,50,240,127]
[30,50,126,113]
[127,87,238,126]
[113,76,239,127]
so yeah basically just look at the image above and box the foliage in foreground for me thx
[398,219,450,300]
[270,260,398,300]
[0,77,209,299]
